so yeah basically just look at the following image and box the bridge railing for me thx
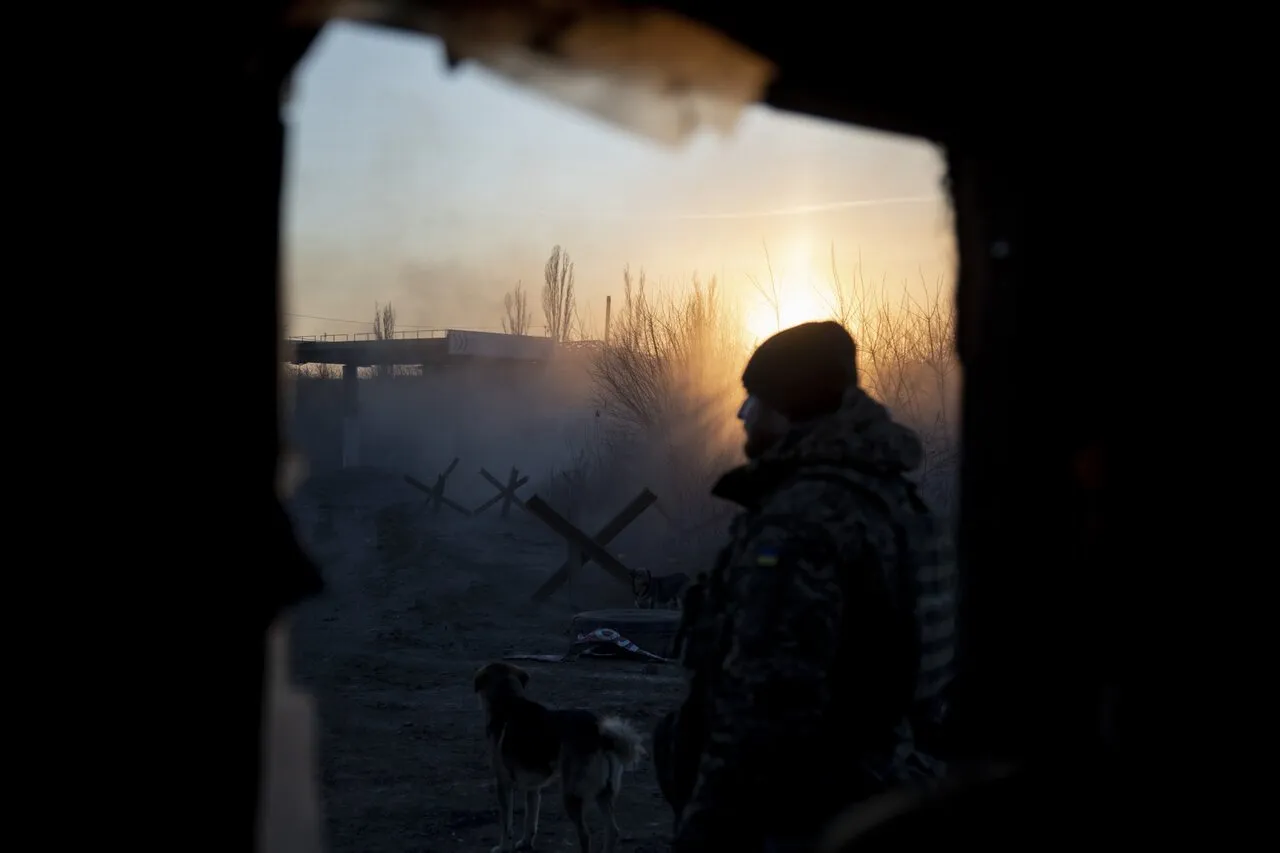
[288,333,351,342]
[353,329,450,341]
[285,330,609,348]
[287,329,451,343]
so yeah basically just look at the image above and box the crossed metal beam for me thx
[527,488,657,600]
[403,457,472,517]
[473,466,529,517]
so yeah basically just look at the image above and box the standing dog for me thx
[632,568,691,610]
[474,662,646,853]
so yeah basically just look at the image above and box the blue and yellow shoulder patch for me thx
[754,546,780,567]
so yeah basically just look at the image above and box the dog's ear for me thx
[473,665,492,693]
[513,665,530,688]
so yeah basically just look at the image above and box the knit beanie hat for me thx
[741,321,858,421]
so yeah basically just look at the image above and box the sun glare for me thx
[743,282,835,343]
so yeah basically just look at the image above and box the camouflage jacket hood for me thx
[713,384,924,508]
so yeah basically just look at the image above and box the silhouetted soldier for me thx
[654,321,957,853]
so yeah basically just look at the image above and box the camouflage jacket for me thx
[670,385,957,852]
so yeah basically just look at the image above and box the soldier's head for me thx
[738,321,858,458]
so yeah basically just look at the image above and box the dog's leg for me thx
[595,787,621,853]
[492,778,515,853]
[516,789,541,851]
[564,793,591,853]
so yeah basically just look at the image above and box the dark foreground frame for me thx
[222,3,1151,848]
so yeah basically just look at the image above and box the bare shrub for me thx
[825,247,960,514]
[502,281,532,335]
[589,266,747,547]
[542,245,578,343]
[745,240,782,333]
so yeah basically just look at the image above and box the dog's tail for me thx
[598,716,647,769]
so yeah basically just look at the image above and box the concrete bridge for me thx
[285,328,562,366]
[286,329,561,468]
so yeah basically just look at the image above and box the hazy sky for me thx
[284,21,955,341]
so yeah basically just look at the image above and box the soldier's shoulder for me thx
[766,467,921,550]
[757,475,856,521]
[751,475,875,550]
[763,468,895,521]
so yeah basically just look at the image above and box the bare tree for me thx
[502,281,532,335]
[542,244,577,343]
[372,301,396,377]
[373,301,396,340]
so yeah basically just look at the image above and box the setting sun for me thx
[743,281,836,343]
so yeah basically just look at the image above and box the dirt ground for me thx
[288,470,688,853]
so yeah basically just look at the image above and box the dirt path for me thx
[289,475,686,853]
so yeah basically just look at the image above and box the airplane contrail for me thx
[667,195,940,220]
[517,195,941,222]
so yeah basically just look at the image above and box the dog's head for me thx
[631,568,652,597]
[473,662,529,709]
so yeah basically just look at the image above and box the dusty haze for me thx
[279,20,960,853]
